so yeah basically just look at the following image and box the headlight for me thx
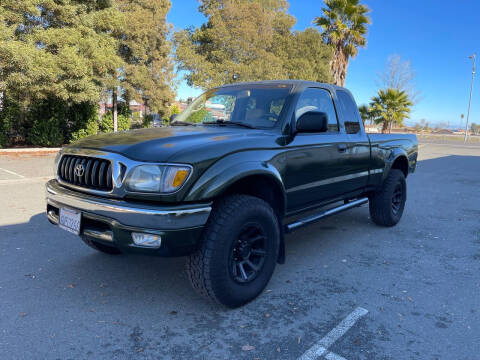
[126,164,191,193]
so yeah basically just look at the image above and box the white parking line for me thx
[419,142,480,149]
[0,176,50,185]
[325,352,347,360]
[0,167,25,178]
[298,307,368,360]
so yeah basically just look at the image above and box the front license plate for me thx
[59,208,81,235]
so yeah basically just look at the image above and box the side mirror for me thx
[296,111,328,133]
[170,114,178,122]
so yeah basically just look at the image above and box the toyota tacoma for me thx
[46,81,418,308]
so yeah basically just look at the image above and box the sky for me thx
[168,0,480,128]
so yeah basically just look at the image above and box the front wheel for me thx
[186,195,280,308]
[369,169,407,227]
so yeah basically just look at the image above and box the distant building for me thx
[99,100,148,117]
[433,129,455,135]
[365,125,380,133]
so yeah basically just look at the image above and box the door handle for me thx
[337,144,347,153]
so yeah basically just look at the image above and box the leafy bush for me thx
[70,116,99,142]
[69,103,99,142]
[0,121,8,148]
[143,114,154,128]
[0,95,104,147]
[161,103,182,126]
[0,94,23,147]
[129,112,145,129]
[28,98,68,142]
[29,117,65,147]
[99,111,131,132]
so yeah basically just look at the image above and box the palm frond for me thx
[314,0,370,59]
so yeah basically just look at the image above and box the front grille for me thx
[58,155,113,191]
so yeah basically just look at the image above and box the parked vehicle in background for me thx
[46,81,418,308]
[150,114,163,127]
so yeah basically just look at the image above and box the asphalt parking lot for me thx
[1,142,479,360]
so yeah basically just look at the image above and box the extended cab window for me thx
[336,90,362,134]
[295,88,338,132]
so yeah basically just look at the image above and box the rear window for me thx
[336,90,361,134]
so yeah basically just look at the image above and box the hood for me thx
[69,126,280,163]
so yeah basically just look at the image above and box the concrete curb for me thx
[0,147,61,156]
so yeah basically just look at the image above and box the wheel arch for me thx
[381,149,409,182]
[185,161,286,214]
[220,174,286,218]
[219,173,287,265]
[185,161,287,264]
[390,154,409,178]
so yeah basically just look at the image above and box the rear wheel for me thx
[81,236,122,255]
[369,169,407,227]
[186,195,280,308]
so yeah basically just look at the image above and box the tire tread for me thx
[186,195,278,306]
[369,169,406,227]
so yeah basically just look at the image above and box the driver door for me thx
[285,87,349,211]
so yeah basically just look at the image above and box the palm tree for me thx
[314,0,371,86]
[358,104,371,125]
[370,89,412,133]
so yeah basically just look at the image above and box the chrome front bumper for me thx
[46,179,212,256]
[45,179,212,230]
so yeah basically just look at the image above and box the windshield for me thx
[173,84,293,129]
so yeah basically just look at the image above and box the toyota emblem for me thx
[74,164,85,177]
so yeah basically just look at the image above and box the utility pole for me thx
[465,53,476,142]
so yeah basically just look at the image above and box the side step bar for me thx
[285,198,369,233]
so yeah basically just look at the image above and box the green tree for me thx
[471,123,479,135]
[100,111,131,133]
[314,0,371,86]
[0,0,124,144]
[174,0,332,89]
[276,28,333,82]
[0,0,123,104]
[112,0,175,130]
[358,104,373,125]
[369,89,412,133]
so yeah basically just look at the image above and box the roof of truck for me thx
[218,80,347,92]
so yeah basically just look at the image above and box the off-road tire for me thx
[369,169,407,227]
[186,195,280,308]
[81,236,122,255]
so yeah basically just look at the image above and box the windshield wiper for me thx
[203,120,255,129]
[171,121,197,126]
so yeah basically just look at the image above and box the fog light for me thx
[132,233,162,248]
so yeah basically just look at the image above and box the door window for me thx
[336,90,362,134]
[295,88,339,132]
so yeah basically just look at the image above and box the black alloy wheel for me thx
[391,183,404,215]
[230,224,267,283]
[369,169,407,227]
[186,195,280,308]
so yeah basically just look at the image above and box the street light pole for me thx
[464,53,476,142]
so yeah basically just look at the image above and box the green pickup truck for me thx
[46,80,417,307]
